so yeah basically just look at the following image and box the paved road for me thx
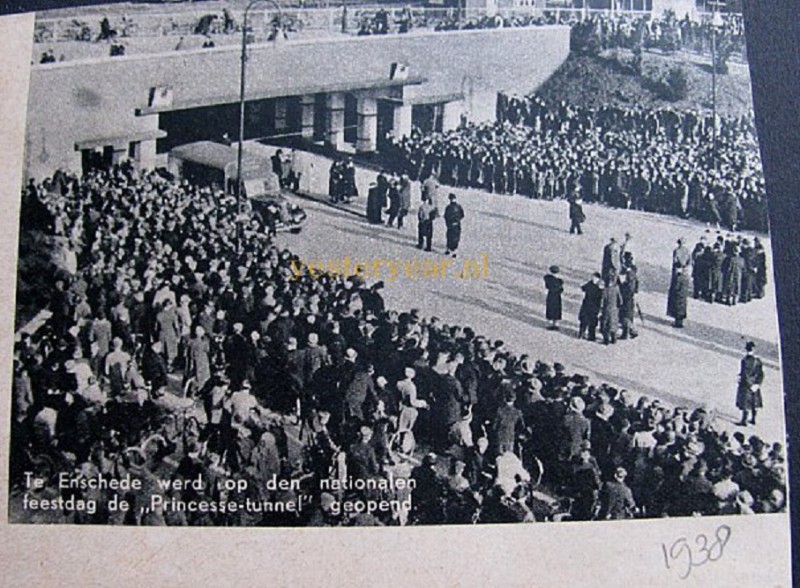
[276,169,786,446]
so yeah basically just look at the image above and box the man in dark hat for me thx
[568,191,586,235]
[578,272,603,341]
[444,193,464,258]
[736,341,764,426]
[599,466,637,520]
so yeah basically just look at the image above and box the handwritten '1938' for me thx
[661,525,732,580]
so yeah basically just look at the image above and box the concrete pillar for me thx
[393,103,413,139]
[442,101,462,132]
[138,139,157,171]
[111,146,128,166]
[300,94,316,139]
[325,92,346,151]
[356,96,378,153]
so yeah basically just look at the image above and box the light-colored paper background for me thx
[0,10,791,587]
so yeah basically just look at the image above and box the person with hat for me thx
[347,424,381,480]
[601,236,620,285]
[570,439,602,521]
[342,157,358,203]
[578,272,603,341]
[544,265,564,331]
[600,276,622,345]
[385,175,403,228]
[421,170,441,213]
[561,396,590,462]
[736,341,764,426]
[410,452,446,525]
[492,389,524,456]
[444,193,464,258]
[568,190,586,235]
[667,237,691,328]
[366,181,384,224]
[224,321,251,390]
[599,466,637,520]
[397,173,413,229]
[618,252,639,340]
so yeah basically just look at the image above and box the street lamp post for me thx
[709,2,724,171]
[237,0,283,252]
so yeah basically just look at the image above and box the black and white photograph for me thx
[0,0,796,583]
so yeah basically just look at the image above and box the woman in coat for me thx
[544,265,564,330]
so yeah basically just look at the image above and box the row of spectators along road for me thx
[36,9,745,62]
[10,163,784,525]
[386,94,766,232]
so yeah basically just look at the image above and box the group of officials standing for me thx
[668,232,768,329]
[544,233,640,346]
[365,171,465,258]
[691,234,768,306]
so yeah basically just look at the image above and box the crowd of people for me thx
[571,11,746,59]
[36,7,748,64]
[9,162,784,526]
[388,94,767,232]
[689,232,768,306]
[327,158,358,204]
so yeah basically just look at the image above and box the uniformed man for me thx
[736,341,764,426]
[667,238,691,328]
[444,193,464,258]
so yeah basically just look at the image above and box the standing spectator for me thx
[667,238,691,328]
[618,253,639,340]
[544,265,564,331]
[366,182,383,224]
[599,467,637,520]
[444,193,464,258]
[568,192,586,235]
[416,196,435,252]
[578,273,603,342]
[736,341,764,427]
[397,174,412,229]
[601,236,620,285]
[385,177,402,228]
[600,278,621,345]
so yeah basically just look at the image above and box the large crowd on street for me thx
[388,94,767,232]
[570,11,746,57]
[9,161,784,526]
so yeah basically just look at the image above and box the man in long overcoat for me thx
[736,341,764,426]
[578,272,603,341]
[667,238,691,328]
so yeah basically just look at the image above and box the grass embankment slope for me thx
[536,49,753,119]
